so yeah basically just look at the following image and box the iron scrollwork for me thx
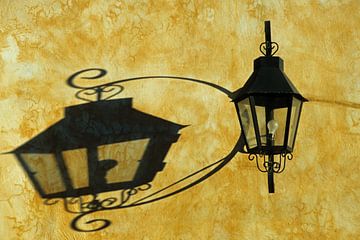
[259,41,279,56]
[248,152,293,174]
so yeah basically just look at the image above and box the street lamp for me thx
[233,21,308,193]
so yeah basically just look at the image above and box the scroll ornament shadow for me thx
[11,68,246,232]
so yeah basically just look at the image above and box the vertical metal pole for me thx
[268,152,275,193]
[265,21,272,56]
[267,109,275,193]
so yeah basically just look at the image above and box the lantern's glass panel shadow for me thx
[62,148,88,189]
[97,140,149,183]
[237,98,257,149]
[12,98,185,199]
[21,153,66,193]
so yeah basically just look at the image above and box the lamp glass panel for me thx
[255,106,267,146]
[237,98,257,149]
[287,97,302,149]
[272,108,287,146]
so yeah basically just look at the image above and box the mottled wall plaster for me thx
[0,0,359,239]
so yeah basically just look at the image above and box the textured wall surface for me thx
[1,0,360,239]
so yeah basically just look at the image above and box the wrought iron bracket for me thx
[248,153,293,174]
[248,152,293,193]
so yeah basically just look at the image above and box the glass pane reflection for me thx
[238,98,257,149]
[288,97,302,149]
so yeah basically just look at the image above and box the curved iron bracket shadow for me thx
[65,135,243,232]
[67,68,235,101]
[65,68,247,231]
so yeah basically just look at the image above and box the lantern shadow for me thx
[9,69,248,232]
[11,98,185,199]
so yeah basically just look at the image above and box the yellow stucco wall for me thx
[0,0,359,239]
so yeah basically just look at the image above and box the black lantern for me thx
[233,21,308,193]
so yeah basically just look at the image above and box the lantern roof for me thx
[232,56,308,102]
[12,98,186,153]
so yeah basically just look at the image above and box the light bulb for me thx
[267,119,279,136]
